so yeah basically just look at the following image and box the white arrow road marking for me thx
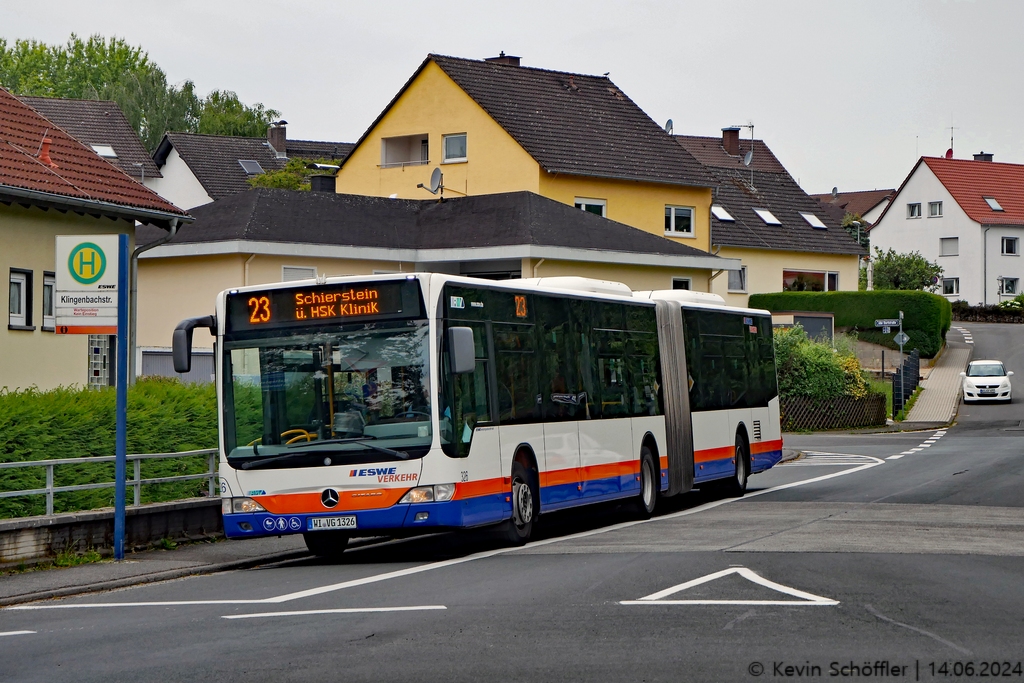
[0,630,36,637]
[222,605,446,620]
[8,454,882,612]
[620,567,838,606]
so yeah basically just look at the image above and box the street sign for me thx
[875,318,900,327]
[893,331,910,346]
[883,326,891,334]
[54,235,120,334]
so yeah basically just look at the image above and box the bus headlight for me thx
[223,497,266,514]
[399,484,456,504]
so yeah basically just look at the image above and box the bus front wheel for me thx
[303,531,349,560]
[500,461,537,545]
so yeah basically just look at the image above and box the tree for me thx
[0,34,278,152]
[842,212,870,250]
[248,158,338,191]
[871,247,943,292]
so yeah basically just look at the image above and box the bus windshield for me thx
[224,320,432,466]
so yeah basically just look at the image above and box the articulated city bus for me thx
[172,273,782,557]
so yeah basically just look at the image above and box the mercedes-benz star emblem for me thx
[321,488,339,508]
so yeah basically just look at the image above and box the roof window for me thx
[90,144,117,158]
[711,205,735,222]
[238,159,264,175]
[753,208,781,225]
[800,212,827,229]
[984,196,1004,211]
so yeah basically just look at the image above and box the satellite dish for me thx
[665,119,674,135]
[945,148,954,159]
[831,186,838,199]
[743,150,753,166]
[429,167,442,194]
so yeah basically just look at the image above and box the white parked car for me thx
[961,360,1013,403]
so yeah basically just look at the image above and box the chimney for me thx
[484,51,521,66]
[309,175,336,193]
[267,122,287,157]
[722,127,741,156]
[974,151,994,162]
[38,138,58,168]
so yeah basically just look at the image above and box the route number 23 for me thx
[248,296,271,324]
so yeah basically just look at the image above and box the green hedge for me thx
[749,291,951,358]
[0,378,218,518]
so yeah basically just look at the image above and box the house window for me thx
[782,270,840,292]
[43,272,55,330]
[929,201,943,217]
[1002,237,1019,255]
[282,266,317,281]
[800,213,828,229]
[574,198,606,217]
[665,206,694,236]
[942,278,959,296]
[711,205,734,222]
[442,133,467,163]
[672,277,691,290]
[984,196,1004,211]
[939,237,959,256]
[753,208,781,225]
[238,159,264,175]
[727,267,747,293]
[9,269,31,329]
[1000,278,1019,295]
[907,203,922,218]
[381,134,429,168]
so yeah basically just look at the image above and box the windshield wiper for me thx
[289,438,410,460]
[235,439,409,470]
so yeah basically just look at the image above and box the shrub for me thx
[750,290,952,357]
[773,327,873,401]
[0,378,218,518]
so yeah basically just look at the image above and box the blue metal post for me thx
[114,234,129,561]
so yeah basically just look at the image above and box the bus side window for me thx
[494,323,537,424]
[440,322,491,457]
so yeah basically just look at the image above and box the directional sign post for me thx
[55,234,130,560]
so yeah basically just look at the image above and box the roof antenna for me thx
[946,121,957,159]
[740,122,754,187]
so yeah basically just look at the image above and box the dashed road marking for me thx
[953,326,973,344]
[889,430,946,459]
[886,455,904,460]
[0,630,35,637]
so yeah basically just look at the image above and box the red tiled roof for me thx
[922,156,1024,226]
[0,87,187,218]
[810,189,893,219]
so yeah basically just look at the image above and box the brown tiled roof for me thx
[17,96,162,179]
[154,132,288,201]
[674,135,864,256]
[674,135,788,174]
[343,54,712,188]
[0,87,188,223]
[285,139,354,161]
[810,189,893,219]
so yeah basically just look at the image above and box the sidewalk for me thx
[903,328,973,426]
[0,535,308,607]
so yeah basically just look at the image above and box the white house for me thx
[869,153,1024,305]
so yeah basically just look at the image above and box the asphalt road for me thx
[2,324,1022,683]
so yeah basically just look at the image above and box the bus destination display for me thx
[226,280,421,331]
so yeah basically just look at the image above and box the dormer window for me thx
[238,159,264,175]
[91,144,117,158]
[984,196,1004,211]
[753,208,781,225]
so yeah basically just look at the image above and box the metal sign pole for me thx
[899,311,905,414]
[114,234,129,561]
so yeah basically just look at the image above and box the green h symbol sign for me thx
[68,242,106,285]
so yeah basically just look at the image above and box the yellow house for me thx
[335,53,721,287]
[675,129,865,306]
[1,87,189,390]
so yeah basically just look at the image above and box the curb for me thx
[0,549,310,607]
[780,449,804,463]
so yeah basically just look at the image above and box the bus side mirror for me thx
[173,315,217,373]
[448,326,476,374]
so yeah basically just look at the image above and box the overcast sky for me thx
[3,0,1021,195]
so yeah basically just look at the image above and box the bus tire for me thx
[723,432,749,497]
[633,445,657,519]
[500,461,537,545]
[303,531,349,560]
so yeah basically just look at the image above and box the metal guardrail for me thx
[0,449,218,516]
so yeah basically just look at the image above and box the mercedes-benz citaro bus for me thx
[172,273,782,558]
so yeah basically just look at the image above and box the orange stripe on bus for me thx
[254,488,408,514]
[540,468,581,488]
[454,478,504,500]
[751,439,783,454]
[695,445,734,463]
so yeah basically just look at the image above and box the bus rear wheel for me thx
[499,461,537,546]
[303,531,349,560]
[723,433,749,497]
[634,445,657,519]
